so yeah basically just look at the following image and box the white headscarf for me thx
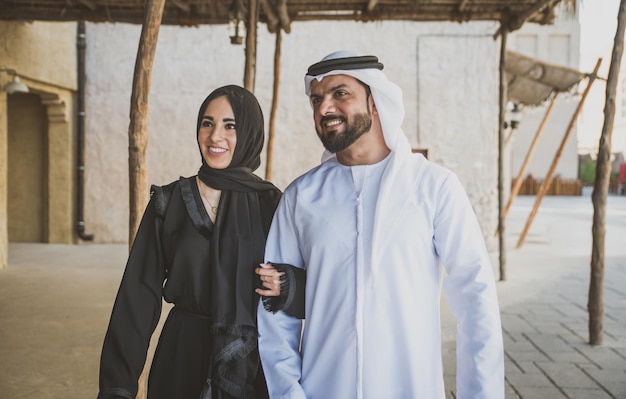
[304,51,419,286]
[304,50,413,161]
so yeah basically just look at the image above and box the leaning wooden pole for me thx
[516,59,602,248]
[589,0,626,346]
[503,94,558,220]
[128,0,165,248]
[265,30,282,181]
[243,0,259,91]
[497,25,508,281]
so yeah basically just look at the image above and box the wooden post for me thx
[589,0,626,346]
[128,0,165,397]
[498,25,508,281]
[243,0,258,91]
[503,94,558,220]
[516,59,602,248]
[265,30,282,181]
[128,0,165,248]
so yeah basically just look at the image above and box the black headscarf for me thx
[196,85,276,192]
[194,85,280,399]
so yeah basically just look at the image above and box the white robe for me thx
[258,153,504,399]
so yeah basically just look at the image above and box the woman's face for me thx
[198,96,237,169]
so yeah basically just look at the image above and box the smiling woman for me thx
[197,96,238,170]
[96,85,304,399]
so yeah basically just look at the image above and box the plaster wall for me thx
[83,20,500,247]
[0,21,77,91]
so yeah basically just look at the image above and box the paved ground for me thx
[443,191,626,398]
[0,191,625,398]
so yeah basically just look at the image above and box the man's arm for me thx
[434,173,505,398]
[257,192,307,399]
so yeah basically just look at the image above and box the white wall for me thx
[81,20,501,245]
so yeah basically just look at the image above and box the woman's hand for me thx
[255,263,283,297]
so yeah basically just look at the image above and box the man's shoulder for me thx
[284,160,335,191]
[409,153,454,182]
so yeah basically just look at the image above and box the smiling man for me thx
[257,51,504,399]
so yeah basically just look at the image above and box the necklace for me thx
[197,178,220,215]
[206,197,218,215]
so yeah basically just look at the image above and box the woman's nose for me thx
[210,125,226,141]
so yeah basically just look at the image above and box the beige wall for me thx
[0,21,77,267]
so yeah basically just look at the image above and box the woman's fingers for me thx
[255,263,282,296]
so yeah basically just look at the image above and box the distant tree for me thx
[580,158,597,184]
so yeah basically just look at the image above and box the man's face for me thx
[309,75,373,153]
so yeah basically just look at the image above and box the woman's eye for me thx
[202,120,213,128]
[226,123,237,130]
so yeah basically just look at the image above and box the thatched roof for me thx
[0,0,568,31]
[506,50,586,106]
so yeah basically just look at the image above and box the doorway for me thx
[7,92,47,242]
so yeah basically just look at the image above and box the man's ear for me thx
[370,96,378,115]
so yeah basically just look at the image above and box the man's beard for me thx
[317,112,372,153]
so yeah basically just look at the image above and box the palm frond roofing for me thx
[0,0,568,31]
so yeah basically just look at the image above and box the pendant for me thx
[211,206,217,214]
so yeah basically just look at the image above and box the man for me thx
[257,50,504,398]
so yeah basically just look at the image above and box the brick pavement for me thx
[501,257,626,399]
[443,192,626,398]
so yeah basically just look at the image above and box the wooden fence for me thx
[512,175,582,196]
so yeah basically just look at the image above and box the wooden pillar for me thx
[128,0,165,248]
[516,59,602,249]
[244,0,258,92]
[265,30,282,181]
[0,91,7,269]
[128,0,165,397]
[589,0,626,346]
[497,25,508,281]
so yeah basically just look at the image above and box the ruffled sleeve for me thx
[261,263,306,319]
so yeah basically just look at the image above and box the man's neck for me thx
[336,128,390,166]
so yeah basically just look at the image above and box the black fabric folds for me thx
[261,263,306,320]
[306,55,384,76]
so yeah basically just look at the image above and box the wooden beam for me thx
[589,0,626,346]
[170,0,190,13]
[243,0,258,91]
[259,0,279,33]
[266,30,282,181]
[457,0,470,12]
[367,0,380,13]
[503,94,558,221]
[497,24,508,281]
[508,0,558,31]
[77,0,97,11]
[128,0,166,396]
[516,59,602,249]
[128,0,165,246]
[277,0,291,33]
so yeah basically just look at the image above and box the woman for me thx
[98,85,290,399]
